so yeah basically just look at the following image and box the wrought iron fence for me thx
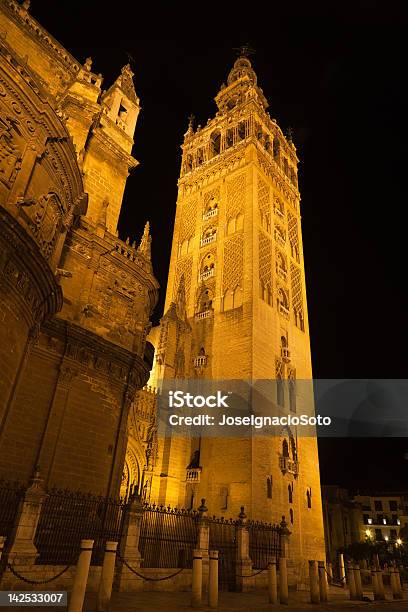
[0,479,25,540]
[139,503,198,569]
[208,516,237,591]
[248,520,282,569]
[34,489,126,565]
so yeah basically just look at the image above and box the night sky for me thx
[29,2,407,490]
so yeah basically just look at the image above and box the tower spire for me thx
[138,221,151,259]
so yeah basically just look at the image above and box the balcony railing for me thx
[203,208,218,220]
[199,268,215,281]
[186,467,202,483]
[281,347,291,363]
[200,234,217,247]
[195,310,213,320]
[194,356,207,367]
[278,302,290,317]
[279,455,299,476]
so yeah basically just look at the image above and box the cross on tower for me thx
[233,43,256,58]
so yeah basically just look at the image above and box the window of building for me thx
[288,484,293,504]
[389,500,398,511]
[307,488,312,509]
[375,529,382,540]
[289,508,294,524]
[277,376,284,407]
[390,529,397,540]
[374,500,383,511]
[267,476,272,499]
[210,130,221,156]
[363,514,369,524]
[282,439,289,458]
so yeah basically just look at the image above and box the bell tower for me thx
[152,49,325,567]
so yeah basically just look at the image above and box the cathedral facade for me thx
[0,0,158,496]
[144,53,325,567]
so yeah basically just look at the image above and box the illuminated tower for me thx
[151,49,325,566]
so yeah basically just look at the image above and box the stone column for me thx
[235,507,252,592]
[196,499,209,591]
[116,493,143,592]
[7,468,47,565]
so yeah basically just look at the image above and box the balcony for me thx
[279,455,299,477]
[200,234,217,247]
[278,302,290,318]
[186,467,202,483]
[194,356,208,368]
[276,266,287,282]
[200,268,215,281]
[281,347,291,363]
[195,310,213,320]
[203,208,218,220]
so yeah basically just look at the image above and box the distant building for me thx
[322,485,408,563]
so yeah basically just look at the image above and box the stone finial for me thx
[198,498,208,514]
[22,0,30,10]
[238,506,247,523]
[84,57,93,72]
[138,221,151,259]
[280,514,291,535]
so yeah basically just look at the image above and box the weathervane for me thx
[233,43,256,58]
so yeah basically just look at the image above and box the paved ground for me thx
[83,587,408,611]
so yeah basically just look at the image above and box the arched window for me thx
[186,154,193,171]
[282,438,289,458]
[226,128,234,148]
[197,289,213,313]
[200,253,215,279]
[265,136,271,152]
[290,437,297,462]
[267,476,273,499]
[288,484,293,504]
[197,148,204,165]
[210,130,221,157]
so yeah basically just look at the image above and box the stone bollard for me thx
[279,557,289,605]
[268,560,278,604]
[353,563,363,600]
[96,541,118,612]
[346,561,357,600]
[208,550,218,608]
[374,555,385,601]
[326,562,333,584]
[309,560,320,604]
[390,564,403,600]
[318,561,328,602]
[371,565,380,600]
[68,539,94,612]
[338,553,346,587]
[191,549,203,608]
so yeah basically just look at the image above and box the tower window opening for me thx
[282,438,289,458]
[226,128,234,148]
[307,488,312,509]
[290,508,294,524]
[288,484,293,504]
[238,121,246,140]
[210,130,221,157]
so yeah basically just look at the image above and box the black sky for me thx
[29,2,408,489]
